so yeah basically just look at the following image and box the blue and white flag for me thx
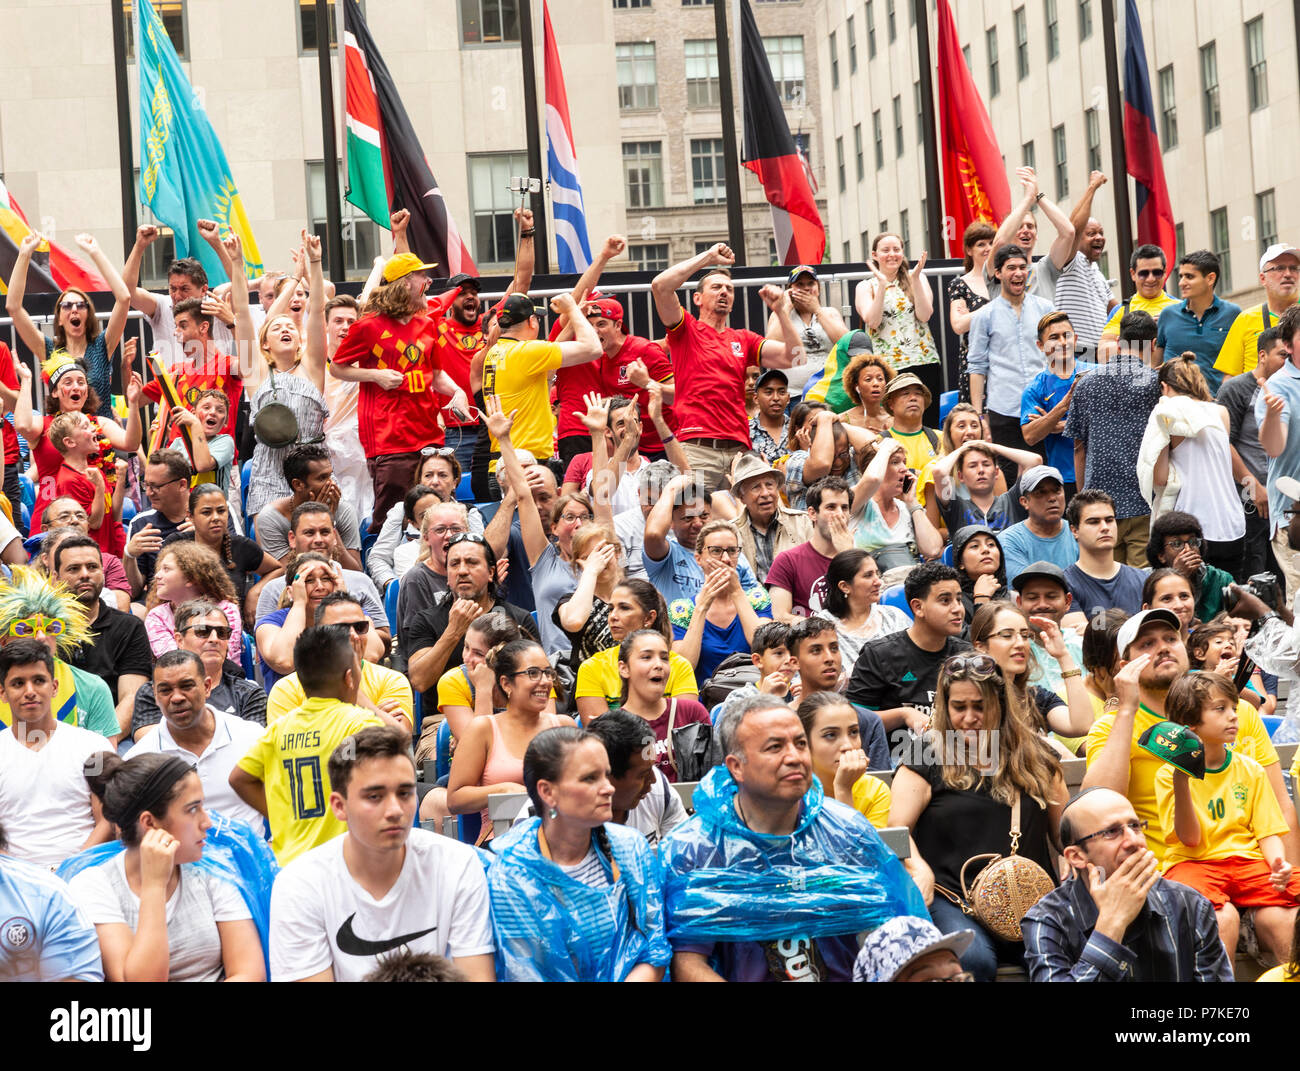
[543,1,593,274]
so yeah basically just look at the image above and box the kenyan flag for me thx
[342,0,477,276]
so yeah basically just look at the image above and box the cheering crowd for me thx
[4,162,1300,984]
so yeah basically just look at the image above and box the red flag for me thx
[739,0,824,264]
[936,0,1011,257]
[0,177,107,295]
[1122,0,1176,268]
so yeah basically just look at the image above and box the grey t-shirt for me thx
[1217,371,1268,484]
[254,500,362,560]
[532,542,578,657]
[255,568,386,631]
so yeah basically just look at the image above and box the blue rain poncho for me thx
[486,817,673,981]
[660,766,927,944]
[57,810,278,973]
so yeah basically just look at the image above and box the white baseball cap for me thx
[1259,243,1300,273]
[1116,608,1181,658]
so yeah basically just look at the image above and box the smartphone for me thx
[902,472,917,495]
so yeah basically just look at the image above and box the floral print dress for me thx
[867,279,939,375]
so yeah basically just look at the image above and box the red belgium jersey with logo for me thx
[331,311,445,454]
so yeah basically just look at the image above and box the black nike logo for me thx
[335,913,437,957]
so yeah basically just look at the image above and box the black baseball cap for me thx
[497,293,547,329]
[755,368,789,390]
[1010,561,1068,593]
[445,273,481,292]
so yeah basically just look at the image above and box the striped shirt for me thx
[1053,252,1113,351]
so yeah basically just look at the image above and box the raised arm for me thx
[650,243,734,327]
[802,410,839,484]
[552,294,602,367]
[223,233,261,388]
[755,285,803,369]
[4,234,51,357]
[645,381,690,473]
[851,436,903,515]
[991,167,1039,258]
[1259,387,1288,458]
[301,231,327,394]
[909,252,934,322]
[121,225,161,318]
[1037,192,1077,271]
[644,472,692,564]
[389,208,411,256]
[484,395,548,566]
[987,439,1042,475]
[1067,172,1108,260]
[507,207,536,296]
[854,270,889,330]
[1081,656,1148,794]
[72,233,131,357]
[11,357,42,444]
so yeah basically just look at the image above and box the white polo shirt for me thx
[126,706,266,835]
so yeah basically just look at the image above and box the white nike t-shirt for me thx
[268,827,494,982]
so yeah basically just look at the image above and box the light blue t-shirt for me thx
[998,521,1079,583]
[1256,360,1300,538]
[0,855,103,981]
[643,538,759,608]
[1020,363,1095,482]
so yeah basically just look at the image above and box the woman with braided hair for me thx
[486,725,671,981]
[144,542,242,661]
[67,751,264,981]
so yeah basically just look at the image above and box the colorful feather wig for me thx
[0,566,94,656]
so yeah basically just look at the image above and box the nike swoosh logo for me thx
[335,913,437,957]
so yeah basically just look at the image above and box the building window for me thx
[460,0,520,45]
[879,219,888,236]
[836,137,845,191]
[467,152,528,267]
[1158,64,1177,148]
[762,36,805,104]
[1257,190,1278,255]
[628,243,668,270]
[1014,7,1029,80]
[681,0,712,5]
[1053,124,1068,199]
[963,43,972,72]
[893,96,904,156]
[1210,206,1231,291]
[132,170,176,289]
[872,111,884,170]
[986,28,1000,98]
[690,138,726,204]
[299,0,361,54]
[1022,141,1035,169]
[123,1,187,61]
[307,160,382,280]
[1246,17,1268,112]
[1200,42,1220,131]
[866,0,877,58]
[1174,222,1185,263]
[861,230,871,260]
[622,142,664,208]
[853,125,864,181]
[909,0,916,25]
[1045,0,1059,61]
[887,0,896,42]
[842,240,851,261]
[829,31,838,89]
[684,40,720,107]
[914,81,924,144]
[616,43,657,110]
[612,0,651,7]
[1085,108,1102,173]
[900,208,910,249]
[1078,0,1092,40]
[847,15,857,73]
[693,241,720,254]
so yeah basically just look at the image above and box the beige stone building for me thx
[818,0,1300,304]
[0,0,828,289]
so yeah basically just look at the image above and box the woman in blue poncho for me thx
[486,726,672,982]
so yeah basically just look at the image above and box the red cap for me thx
[583,297,624,323]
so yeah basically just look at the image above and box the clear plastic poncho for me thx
[660,766,927,944]
[57,810,279,974]
[486,817,673,982]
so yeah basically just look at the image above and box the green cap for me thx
[1138,720,1206,780]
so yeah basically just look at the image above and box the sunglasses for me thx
[1134,269,1164,280]
[181,623,232,640]
[327,619,371,635]
[448,533,490,550]
[59,300,90,312]
[941,652,1001,680]
[421,446,457,458]
[8,615,65,638]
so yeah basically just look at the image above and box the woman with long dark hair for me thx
[952,525,1009,623]
[815,549,908,668]
[486,725,671,981]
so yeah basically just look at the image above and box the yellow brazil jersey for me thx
[1233,699,1279,768]
[1257,964,1300,982]
[1214,302,1295,378]
[887,426,940,477]
[851,773,892,829]
[574,647,700,710]
[1100,292,1179,337]
[236,697,383,865]
[265,663,413,727]
[481,337,564,469]
[1156,749,1289,867]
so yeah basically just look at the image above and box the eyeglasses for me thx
[421,446,456,458]
[59,300,90,311]
[941,652,1000,680]
[989,628,1034,643]
[559,512,593,525]
[144,475,187,494]
[512,667,557,682]
[8,615,65,638]
[1163,535,1202,551]
[1264,264,1300,276]
[703,545,741,559]
[327,619,371,635]
[1134,269,1165,280]
[1073,818,1148,847]
[181,623,232,640]
[431,525,468,538]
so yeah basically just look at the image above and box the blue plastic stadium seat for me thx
[240,632,256,679]
[435,719,453,781]
[384,578,400,632]
[412,690,423,742]
[121,498,137,525]
[360,517,378,567]
[456,473,474,502]
[1262,714,1283,739]
[939,390,958,425]
[710,701,726,725]
[879,584,913,620]
[458,813,482,844]
[240,460,253,519]
[20,474,34,510]
[941,543,953,566]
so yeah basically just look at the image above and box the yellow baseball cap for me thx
[382,253,439,284]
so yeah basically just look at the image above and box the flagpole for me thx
[518,0,551,275]
[715,0,746,265]
[110,0,137,257]
[315,0,344,278]
[1101,0,1134,299]
[914,0,944,254]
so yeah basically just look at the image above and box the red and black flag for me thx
[739,0,824,264]
[342,0,476,276]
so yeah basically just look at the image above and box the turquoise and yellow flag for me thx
[136,0,262,282]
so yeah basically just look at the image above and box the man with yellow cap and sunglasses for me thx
[330,253,471,535]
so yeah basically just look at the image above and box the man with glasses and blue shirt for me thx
[1021,786,1232,981]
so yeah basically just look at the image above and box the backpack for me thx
[699,652,760,709]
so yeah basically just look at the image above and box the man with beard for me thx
[330,253,471,534]
[53,535,151,735]
[997,465,1078,582]
[129,599,265,743]
[729,455,810,584]
[127,649,265,834]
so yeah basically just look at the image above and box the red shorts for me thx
[1165,856,1300,909]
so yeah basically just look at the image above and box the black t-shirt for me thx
[846,630,972,717]
[405,595,538,707]
[162,530,265,612]
[67,604,153,700]
[906,756,1057,897]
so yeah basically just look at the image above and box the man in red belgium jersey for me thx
[0,342,22,527]
[650,243,804,491]
[329,254,470,534]
[142,297,242,441]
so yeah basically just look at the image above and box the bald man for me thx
[1021,788,1232,982]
